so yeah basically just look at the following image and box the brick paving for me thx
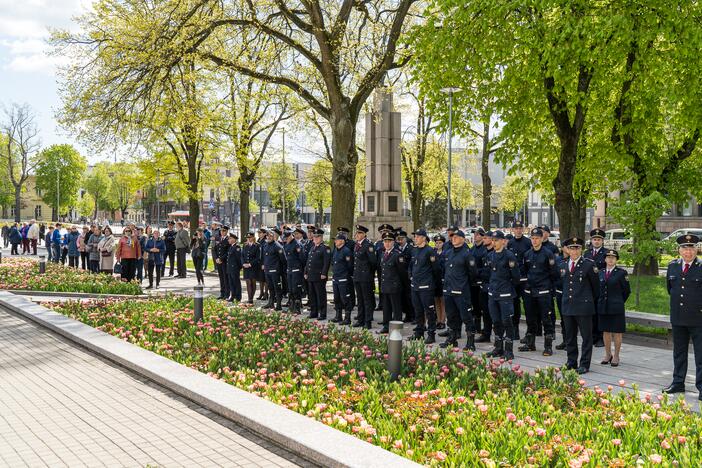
[0,308,314,468]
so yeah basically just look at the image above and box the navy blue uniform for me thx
[242,242,260,279]
[380,248,404,327]
[305,242,331,319]
[396,243,413,322]
[473,244,493,338]
[285,239,307,313]
[667,258,702,394]
[409,245,440,336]
[597,267,630,333]
[508,235,531,336]
[433,246,446,298]
[215,237,230,299]
[585,246,609,344]
[561,256,599,370]
[227,242,242,302]
[443,244,478,339]
[353,238,377,326]
[485,250,521,343]
[542,239,559,257]
[263,240,286,309]
[374,239,385,310]
[332,245,354,322]
[523,247,560,344]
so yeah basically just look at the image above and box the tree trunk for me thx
[240,185,250,236]
[317,201,323,226]
[410,191,422,232]
[632,220,660,275]
[330,110,358,232]
[481,122,492,228]
[552,136,585,238]
[13,186,21,223]
[93,197,98,221]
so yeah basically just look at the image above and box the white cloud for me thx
[5,52,68,73]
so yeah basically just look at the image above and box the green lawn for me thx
[186,258,216,272]
[626,275,669,315]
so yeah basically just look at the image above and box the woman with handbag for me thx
[115,226,141,282]
[97,226,116,274]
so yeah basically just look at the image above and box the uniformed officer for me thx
[374,224,395,312]
[561,237,599,374]
[331,233,354,324]
[440,229,479,350]
[663,234,702,401]
[242,232,260,304]
[295,227,310,303]
[508,221,531,341]
[585,228,609,348]
[379,231,403,333]
[226,233,242,302]
[519,228,560,355]
[597,250,630,366]
[466,229,493,343]
[262,229,286,311]
[284,229,307,314]
[272,227,288,301]
[433,234,447,331]
[409,229,441,344]
[214,225,230,300]
[352,225,377,328]
[336,227,356,308]
[540,225,559,256]
[395,228,413,323]
[305,229,331,320]
[256,228,269,301]
[484,231,521,359]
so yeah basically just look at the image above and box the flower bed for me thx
[48,297,701,466]
[0,258,142,295]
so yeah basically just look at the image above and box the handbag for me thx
[113,262,122,274]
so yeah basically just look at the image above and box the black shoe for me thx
[403,316,414,323]
[145,285,153,290]
[341,319,351,326]
[462,334,475,352]
[475,334,491,343]
[438,329,451,337]
[330,317,342,323]
[309,313,318,319]
[377,328,389,335]
[485,339,504,358]
[564,362,577,370]
[555,341,566,350]
[425,333,436,344]
[662,383,686,394]
[518,334,536,352]
[576,366,589,375]
[364,323,372,330]
[352,321,364,328]
[374,305,382,311]
[317,315,327,321]
[542,336,553,356]
[594,339,605,348]
[409,333,424,341]
[698,393,702,401]
[436,322,446,330]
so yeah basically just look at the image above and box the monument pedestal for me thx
[357,88,411,237]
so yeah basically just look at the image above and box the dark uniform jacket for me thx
[433,247,447,289]
[667,258,702,327]
[215,237,229,265]
[597,267,630,316]
[542,239,559,257]
[284,240,307,274]
[226,242,242,274]
[332,246,354,282]
[561,257,600,316]
[380,248,403,294]
[507,235,532,283]
[485,250,521,300]
[409,245,440,291]
[396,243,412,278]
[163,228,177,252]
[305,242,331,281]
[262,241,286,274]
[470,243,488,290]
[443,244,478,297]
[353,238,376,282]
[524,247,560,296]
[584,247,609,271]
[241,242,260,270]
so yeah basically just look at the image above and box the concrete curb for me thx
[8,290,149,299]
[0,292,418,468]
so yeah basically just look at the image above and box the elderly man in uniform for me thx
[305,229,331,320]
[508,221,531,341]
[373,224,394,312]
[585,228,609,348]
[331,233,354,324]
[353,225,377,328]
[484,231,522,360]
[409,228,441,344]
[284,229,307,314]
[663,234,702,401]
[561,237,600,374]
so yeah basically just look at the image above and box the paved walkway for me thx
[0,308,313,468]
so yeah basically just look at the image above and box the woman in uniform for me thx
[597,250,631,367]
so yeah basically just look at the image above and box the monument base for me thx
[356,215,413,240]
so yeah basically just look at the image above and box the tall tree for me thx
[263,161,299,225]
[304,159,332,226]
[127,0,418,231]
[107,162,141,220]
[34,144,87,220]
[0,103,40,222]
[83,162,113,220]
[496,175,528,218]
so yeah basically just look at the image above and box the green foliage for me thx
[34,144,87,215]
[82,162,113,218]
[106,162,140,216]
[496,176,528,214]
[304,160,332,219]
[77,192,95,218]
[262,161,298,219]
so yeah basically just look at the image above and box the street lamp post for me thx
[281,126,286,226]
[56,166,59,222]
[156,169,161,228]
[441,87,461,228]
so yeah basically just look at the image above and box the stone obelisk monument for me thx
[357,88,411,236]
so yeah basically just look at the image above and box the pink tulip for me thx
[611,439,621,446]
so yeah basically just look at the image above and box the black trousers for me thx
[80,252,89,270]
[308,281,326,317]
[228,270,241,301]
[524,293,556,337]
[89,259,100,273]
[176,247,187,277]
[217,262,229,298]
[164,247,175,275]
[10,243,18,255]
[592,314,603,344]
[671,325,702,393]
[512,281,526,329]
[68,255,79,268]
[382,292,402,325]
[121,258,137,282]
[488,298,515,341]
[354,281,375,325]
[147,261,161,286]
[266,271,283,304]
[412,289,437,334]
[445,293,474,335]
[287,271,304,301]
[563,314,593,370]
[193,254,204,283]
[333,280,353,314]
[475,290,492,337]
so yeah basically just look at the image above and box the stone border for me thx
[8,290,149,299]
[0,292,418,468]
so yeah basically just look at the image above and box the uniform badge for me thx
[469,259,475,266]
[278,249,283,254]
[399,257,404,263]
[346,256,351,261]
[593,266,598,273]
[624,275,629,281]
[296,247,301,252]
[509,260,516,268]
[369,247,374,252]
[560,268,566,276]
[430,256,436,262]
[549,258,555,265]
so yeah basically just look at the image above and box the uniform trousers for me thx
[488,298,515,341]
[475,289,492,337]
[228,270,241,301]
[266,271,283,304]
[217,263,229,299]
[512,282,526,330]
[671,325,702,393]
[412,289,437,334]
[592,314,603,344]
[333,280,353,314]
[307,280,327,317]
[524,293,556,337]
[381,292,402,324]
[287,271,304,302]
[444,294,474,335]
[400,277,413,320]
[354,281,375,325]
[563,314,593,370]
[164,247,175,276]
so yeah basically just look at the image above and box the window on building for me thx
[367,195,375,212]
[209,189,215,200]
[682,200,693,216]
[388,195,398,213]
[36,205,41,218]
[226,169,231,178]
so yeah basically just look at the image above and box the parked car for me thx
[603,229,633,251]
[548,230,560,247]
[663,228,702,253]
